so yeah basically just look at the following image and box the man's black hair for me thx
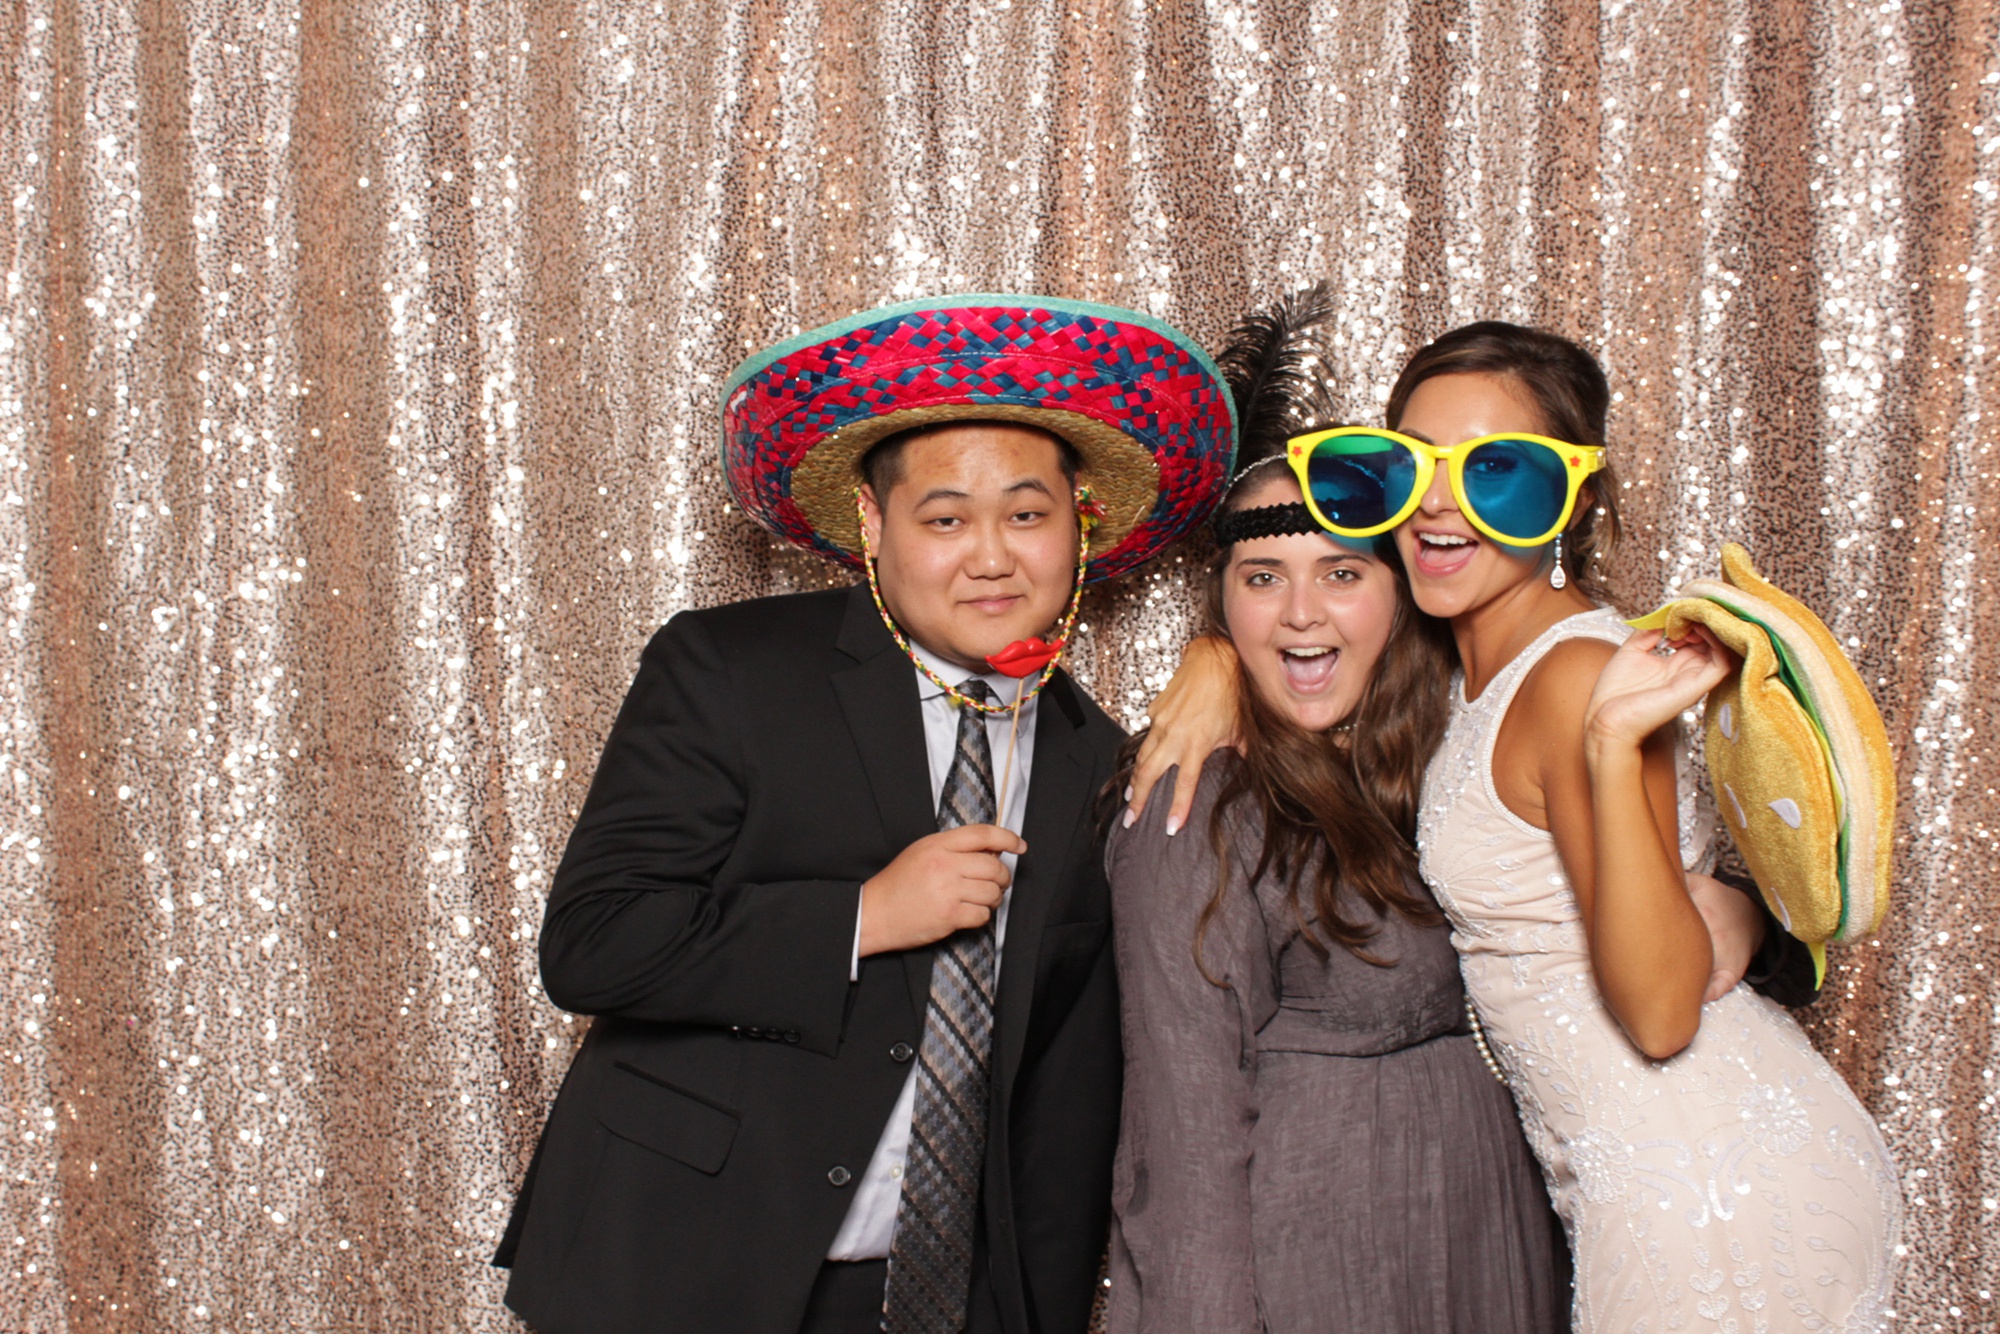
[858,419,1082,498]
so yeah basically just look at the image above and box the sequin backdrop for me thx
[0,0,1994,1328]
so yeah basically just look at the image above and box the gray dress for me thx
[1106,765,1563,1334]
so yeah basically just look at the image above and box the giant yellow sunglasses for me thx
[1285,426,1606,547]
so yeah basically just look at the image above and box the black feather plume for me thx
[1213,281,1343,472]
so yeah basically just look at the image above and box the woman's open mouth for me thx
[1279,645,1341,692]
[1412,529,1479,578]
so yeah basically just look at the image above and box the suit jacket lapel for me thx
[830,587,938,1019]
[994,671,1095,1101]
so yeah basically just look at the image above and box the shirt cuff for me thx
[851,886,865,983]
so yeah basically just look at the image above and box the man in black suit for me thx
[494,295,1242,1333]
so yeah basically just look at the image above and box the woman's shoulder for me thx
[1114,753,1242,836]
[1511,610,1627,718]
[1107,754,1258,878]
[1525,636,1617,695]
[1106,757,1274,973]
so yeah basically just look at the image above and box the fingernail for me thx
[1121,808,1136,829]
[1123,784,1133,802]
[1165,816,1181,837]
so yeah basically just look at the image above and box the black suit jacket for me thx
[496,585,1125,1334]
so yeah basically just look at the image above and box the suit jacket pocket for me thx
[598,1060,741,1176]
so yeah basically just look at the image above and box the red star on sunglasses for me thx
[1569,454,1581,466]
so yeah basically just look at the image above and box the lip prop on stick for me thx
[984,637,1064,829]
[858,487,1105,833]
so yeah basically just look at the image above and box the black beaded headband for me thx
[1211,502,1323,547]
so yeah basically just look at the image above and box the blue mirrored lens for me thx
[1460,438,1569,540]
[1304,435,1417,531]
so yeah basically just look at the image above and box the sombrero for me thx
[721,294,1238,582]
[1633,544,1897,981]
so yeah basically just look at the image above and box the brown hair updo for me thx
[1385,321,1624,606]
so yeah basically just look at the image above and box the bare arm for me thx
[1124,636,1242,835]
[1687,871,1765,1003]
[1579,627,1736,1055]
[1497,635,1720,1059]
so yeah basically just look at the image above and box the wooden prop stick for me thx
[997,676,1026,833]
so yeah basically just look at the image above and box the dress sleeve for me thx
[1105,768,1275,1334]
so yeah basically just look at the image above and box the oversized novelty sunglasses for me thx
[1284,426,1606,547]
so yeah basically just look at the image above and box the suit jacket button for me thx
[890,1042,915,1063]
[827,1166,853,1187]
[784,1031,800,1044]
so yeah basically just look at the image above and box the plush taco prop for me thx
[1633,543,1896,983]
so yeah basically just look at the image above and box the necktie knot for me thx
[957,677,992,706]
[935,680,997,832]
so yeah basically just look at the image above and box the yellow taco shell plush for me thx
[1712,545,1895,940]
[1631,597,1846,946]
[1632,543,1897,979]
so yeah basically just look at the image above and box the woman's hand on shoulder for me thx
[1124,635,1242,837]
[1582,626,1735,760]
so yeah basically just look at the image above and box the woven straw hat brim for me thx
[721,294,1237,581]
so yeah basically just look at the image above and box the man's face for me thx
[860,424,1081,674]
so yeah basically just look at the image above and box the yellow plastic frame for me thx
[1284,426,1606,547]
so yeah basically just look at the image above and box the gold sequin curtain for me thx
[1,0,1993,1328]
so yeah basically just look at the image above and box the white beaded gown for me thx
[1418,608,1902,1334]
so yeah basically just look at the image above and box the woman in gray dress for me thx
[1103,299,1563,1334]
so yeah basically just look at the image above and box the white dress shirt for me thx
[824,646,1040,1261]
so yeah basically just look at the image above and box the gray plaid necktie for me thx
[883,678,1000,1333]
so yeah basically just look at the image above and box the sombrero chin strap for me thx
[855,485,1099,716]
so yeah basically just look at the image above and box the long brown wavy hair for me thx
[1202,464,1455,965]
[1108,460,1455,971]
[1105,285,1452,973]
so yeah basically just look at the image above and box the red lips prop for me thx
[986,637,1065,679]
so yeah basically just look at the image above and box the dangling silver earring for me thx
[1550,533,1567,590]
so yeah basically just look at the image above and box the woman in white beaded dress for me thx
[1136,321,1902,1332]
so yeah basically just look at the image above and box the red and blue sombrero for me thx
[721,293,1238,582]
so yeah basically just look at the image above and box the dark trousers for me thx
[798,1259,888,1334]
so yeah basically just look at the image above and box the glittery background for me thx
[1,1,1994,1329]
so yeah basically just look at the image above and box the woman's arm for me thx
[1123,636,1243,835]
[1687,870,1768,1002]
[1497,632,1730,1059]
[1105,772,1270,1332]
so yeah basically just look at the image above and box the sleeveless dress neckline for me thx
[1454,607,1624,844]
[1456,606,1610,707]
